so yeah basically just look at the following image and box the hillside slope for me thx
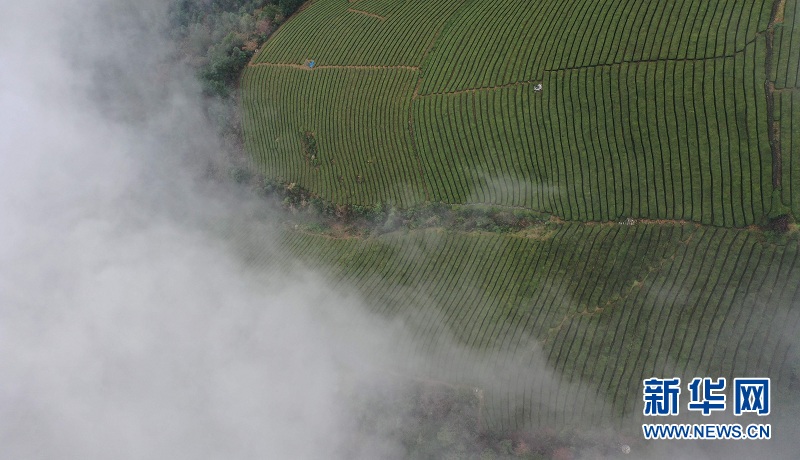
[268,223,800,432]
[243,0,799,225]
[240,0,800,436]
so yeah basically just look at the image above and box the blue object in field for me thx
[308,60,315,68]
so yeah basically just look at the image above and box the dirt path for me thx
[417,78,541,98]
[419,35,763,98]
[347,8,386,20]
[543,231,695,344]
[586,218,693,227]
[248,61,420,71]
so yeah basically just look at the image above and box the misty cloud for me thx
[0,1,395,458]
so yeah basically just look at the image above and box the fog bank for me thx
[0,1,406,458]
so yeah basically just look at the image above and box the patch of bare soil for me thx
[347,8,386,21]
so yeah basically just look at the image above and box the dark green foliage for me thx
[300,131,319,166]
[249,174,551,236]
[228,166,252,183]
[767,214,791,233]
[200,33,253,97]
[278,0,304,16]
[169,0,306,98]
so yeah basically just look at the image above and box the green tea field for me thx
[240,0,800,435]
[243,0,799,225]
[264,223,800,432]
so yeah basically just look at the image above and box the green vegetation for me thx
[167,0,309,177]
[236,0,800,440]
[780,89,800,216]
[300,131,318,166]
[273,223,800,432]
[242,0,798,226]
[415,46,772,225]
[771,0,800,218]
[242,66,424,206]
[417,0,769,94]
[251,0,465,66]
[772,0,800,89]
[170,0,282,97]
